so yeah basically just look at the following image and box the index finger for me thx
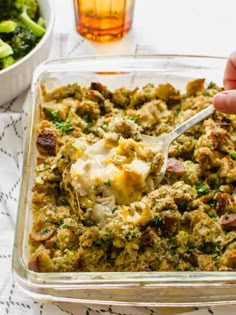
[224,51,236,90]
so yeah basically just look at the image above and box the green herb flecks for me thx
[55,118,74,132]
[195,182,209,196]
[104,179,111,187]
[48,109,60,122]
[151,215,163,226]
[112,206,118,213]
[207,82,216,89]
[208,211,218,221]
[58,196,68,205]
[40,227,50,234]
[128,116,138,122]
[62,224,70,229]
[82,115,93,134]
[173,110,180,117]
[230,152,236,160]
[48,109,74,132]
[95,237,105,246]
[187,247,195,254]
[208,177,217,189]
[102,124,108,130]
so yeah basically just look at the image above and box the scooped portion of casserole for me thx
[29,79,236,272]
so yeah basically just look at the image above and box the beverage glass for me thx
[73,0,135,42]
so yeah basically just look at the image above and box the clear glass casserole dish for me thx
[12,54,236,306]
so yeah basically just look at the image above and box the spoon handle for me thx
[167,104,215,144]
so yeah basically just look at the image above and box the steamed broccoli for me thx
[20,6,45,37]
[0,0,12,16]
[9,23,38,59]
[0,55,15,69]
[13,0,38,19]
[0,39,13,58]
[0,0,46,71]
[0,0,18,20]
[0,20,18,33]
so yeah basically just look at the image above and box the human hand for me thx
[213,51,236,114]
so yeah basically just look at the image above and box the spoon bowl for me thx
[142,104,215,183]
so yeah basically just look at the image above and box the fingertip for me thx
[212,93,227,112]
[213,91,236,114]
[224,51,236,89]
[223,79,236,90]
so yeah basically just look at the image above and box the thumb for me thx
[212,90,236,114]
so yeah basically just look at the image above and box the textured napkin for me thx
[1,32,236,315]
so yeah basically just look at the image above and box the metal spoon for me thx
[142,104,215,183]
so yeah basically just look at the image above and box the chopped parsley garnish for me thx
[187,247,195,254]
[62,224,70,229]
[47,109,74,132]
[230,152,236,160]
[82,115,93,134]
[82,115,91,123]
[104,179,111,187]
[214,245,221,253]
[95,237,105,246]
[58,196,67,205]
[207,81,216,89]
[48,109,60,122]
[195,182,209,196]
[151,215,163,226]
[112,206,118,213]
[207,200,216,208]
[209,211,218,221]
[169,244,177,254]
[55,118,74,132]
[102,124,108,130]
[173,110,180,117]
[128,116,138,122]
[40,227,50,234]
[208,177,217,188]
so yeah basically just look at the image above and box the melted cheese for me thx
[70,138,152,205]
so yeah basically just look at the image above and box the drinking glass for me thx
[73,0,135,42]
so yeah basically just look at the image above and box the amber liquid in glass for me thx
[74,0,135,42]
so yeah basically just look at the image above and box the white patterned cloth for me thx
[1,0,236,314]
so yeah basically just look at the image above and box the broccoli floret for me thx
[0,20,18,33]
[0,55,15,70]
[0,0,12,13]
[9,23,38,58]
[37,16,45,28]
[20,6,45,37]
[0,39,13,58]
[0,0,18,20]
[13,0,38,19]
[0,0,46,70]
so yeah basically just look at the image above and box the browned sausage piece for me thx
[166,158,186,174]
[30,225,55,242]
[36,129,57,155]
[219,213,236,230]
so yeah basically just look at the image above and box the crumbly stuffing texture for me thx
[29,79,236,272]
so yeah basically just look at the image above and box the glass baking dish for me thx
[12,55,236,306]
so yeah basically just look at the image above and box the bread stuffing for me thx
[29,79,236,272]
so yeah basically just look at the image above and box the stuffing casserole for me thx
[29,78,236,272]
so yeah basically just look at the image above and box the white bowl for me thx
[0,0,55,106]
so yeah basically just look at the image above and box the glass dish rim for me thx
[13,53,236,289]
